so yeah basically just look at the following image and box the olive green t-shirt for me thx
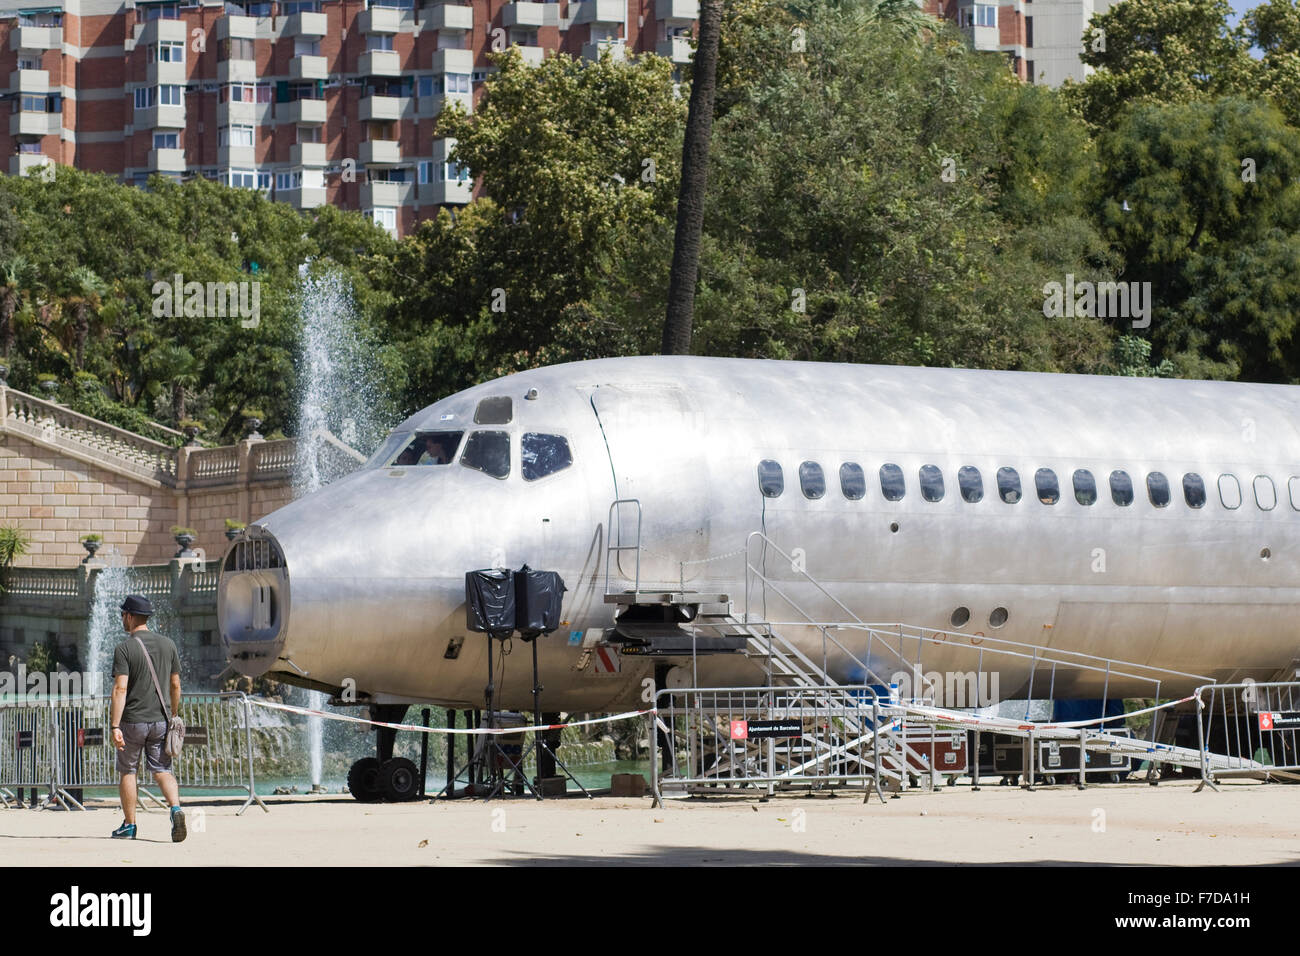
[112,629,181,724]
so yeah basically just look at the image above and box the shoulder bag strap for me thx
[133,635,172,722]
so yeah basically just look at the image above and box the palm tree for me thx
[59,267,108,372]
[143,343,200,423]
[0,256,29,361]
[662,0,932,355]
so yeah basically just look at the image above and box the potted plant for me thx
[0,364,8,386]
[224,518,246,542]
[242,409,265,440]
[36,373,58,398]
[170,525,198,557]
[178,418,203,446]
[79,532,102,562]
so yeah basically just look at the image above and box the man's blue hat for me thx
[119,594,153,617]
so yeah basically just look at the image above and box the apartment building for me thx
[0,0,700,236]
[927,0,1114,87]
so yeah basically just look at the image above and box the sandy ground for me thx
[2,779,1297,866]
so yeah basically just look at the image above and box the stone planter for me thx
[244,418,263,440]
[81,539,100,563]
[225,527,242,542]
[183,425,202,446]
[174,533,196,557]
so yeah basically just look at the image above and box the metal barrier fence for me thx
[651,685,890,805]
[0,692,267,813]
[1196,681,1300,790]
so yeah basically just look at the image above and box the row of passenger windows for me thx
[757,460,1293,512]
[386,429,573,481]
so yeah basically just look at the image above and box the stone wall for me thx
[0,384,297,567]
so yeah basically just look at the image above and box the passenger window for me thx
[1035,468,1059,505]
[521,433,572,481]
[1218,474,1242,510]
[1183,473,1206,509]
[997,467,1021,504]
[879,463,906,501]
[391,430,464,466]
[799,461,826,499]
[1073,469,1097,506]
[1290,476,1300,511]
[1146,472,1170,508]
[839,462,866,501]
[958,466,983,503]
[1254,475,1277,511]
[919,464,945,503]
[1110,470,1133,506]
[758,460,784,498]
[460,430,510,479]
[473,396,512,425]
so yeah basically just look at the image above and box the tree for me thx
[1246,0,1300,127]
[1093,97,1300,381]
[1069,0,1259,130]
[0,256,29,361]
[663,0,722,355]
[57,267,108,372]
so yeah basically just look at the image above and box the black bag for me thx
[514,565,566,640]
[465,569,516,637]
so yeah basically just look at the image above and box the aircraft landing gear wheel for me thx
[1147,768,1161,787]
[348,757,384,803]
[1109,772,1121,784]
[380,757,421,802]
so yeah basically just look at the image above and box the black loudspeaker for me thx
[513,565,566,641]
[465,569,516,638]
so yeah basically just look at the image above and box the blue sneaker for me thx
[170,807,186,843]
[111,821,136,839]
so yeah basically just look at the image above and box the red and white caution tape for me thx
[244,696,654,736]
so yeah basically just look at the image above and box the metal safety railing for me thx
[0,692,267,814]
[651,685,894,806]
[1196,681,1300,790]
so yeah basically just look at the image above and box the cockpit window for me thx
[474,396,513,425]
[389,431,464,466]
[521,433,572,481]
[461,430,510,479]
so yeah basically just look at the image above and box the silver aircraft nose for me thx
[218,528,290,678]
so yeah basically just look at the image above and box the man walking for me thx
[109,594,186,842]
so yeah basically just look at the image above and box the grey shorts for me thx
[116,721,172,775]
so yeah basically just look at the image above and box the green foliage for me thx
[170,526,197,537]
[224,518,246,530]
[1113,336,1175,378]
[1093,97,1300,381]
[79,533,103,544]
[0,523,29,596]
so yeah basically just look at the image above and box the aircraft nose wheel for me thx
[347,757,384,803]
[380,757,421,802]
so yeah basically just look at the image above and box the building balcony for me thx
[358,50,401,77]
[961,23,999,52]
[281,185,327,208]
[359,139,400,165]
[431,47,474,74]
[656,36,692,63]
[582,39,625,61]
[217,100,261,126]
[216,15,259,41]
[424,91,471,116]
[501,2,547,28]
[512,44,544,67]
[147,147,186,172]
[9,153,52,177]
[139,18,186,46]
[290,142,327,166]
[359,94,404,122]
[10,68,49,94]
[9,25,62,52]
[146,60,187,86]
[283,98,327,124]
[427,3,474,32]
[656,0,697,22]
[218,144,257,167]
[217,58,258,85]
[10,111,58,137]
[289,54,327,81]
[358,6,402,33]
[362,180,414,207]
[573,0,625,25]
[422,179,471,205]
[282,11,328,36]
[135,103,185,129]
